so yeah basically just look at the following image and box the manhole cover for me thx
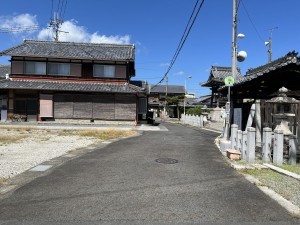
[155,158,178,164]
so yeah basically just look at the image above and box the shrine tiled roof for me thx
[201,66,242,87]
[219,51,300,91]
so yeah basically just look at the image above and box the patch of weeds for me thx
[0,134,29,144]
[38,137,51,142]
[77,129,137,140]
[59,129,137,140]
[58,130,75,136]
[0,178,9,185]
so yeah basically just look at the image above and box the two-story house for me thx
[0,40,147,122]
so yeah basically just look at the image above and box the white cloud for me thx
[174,71,185,76]
[38,19,131,44]
[90,33,130,44]
[1,14,131,45]
[0,14,38,33]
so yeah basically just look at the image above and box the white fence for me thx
[181,114,206,128]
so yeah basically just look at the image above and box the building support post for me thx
[255,100,262,147]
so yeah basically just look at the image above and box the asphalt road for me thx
[0,122,299,225]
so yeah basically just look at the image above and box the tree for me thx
[166,95,184,119]
[186,106,203,116]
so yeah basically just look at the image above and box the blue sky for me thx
[0,0,300,97]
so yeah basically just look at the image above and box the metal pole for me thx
[184,78,186,115]
[232,0,238,80]
[268,36,272,63]
[164,74,168,119]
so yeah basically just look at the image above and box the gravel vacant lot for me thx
[0,127,136,180]
[241,169,300,208]
[0,128,98,179]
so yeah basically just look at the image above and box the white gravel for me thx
[0,129,98,179]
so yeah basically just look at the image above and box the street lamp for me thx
[184,76,192,115]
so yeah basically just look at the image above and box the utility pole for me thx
[224,0,238,140]
[49,12,68,41]
[265,27,278,63]
[231,0,238,81]
[164,74,168,119]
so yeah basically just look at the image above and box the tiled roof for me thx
[0,40,135,61]
[218,51,300,91]
[149,85,185,94]
[231,51,299,87]
[0,79,144,93]
[0,65,10,79]
[201,66,242,87]
[130,80,148,89]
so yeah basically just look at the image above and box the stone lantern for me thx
[266,87,299,159]
[266,87,299,135]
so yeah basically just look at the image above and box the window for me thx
[93,65,115,78]
[48,63,70,76]
[25,62,46,75]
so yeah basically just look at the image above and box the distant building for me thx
[201,66,242,107]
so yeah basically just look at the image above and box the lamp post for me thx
[184,76,192,115]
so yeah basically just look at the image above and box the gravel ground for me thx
[0,128,98,179]
[241,169,300,208]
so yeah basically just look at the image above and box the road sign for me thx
[224,76,235,86]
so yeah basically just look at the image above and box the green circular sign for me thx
[224,76,235,86]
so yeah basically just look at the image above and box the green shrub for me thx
[186,106,203,116]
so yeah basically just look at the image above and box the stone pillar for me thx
[273,129,283,165]
[262,127,272,163]
[289,135,298,165]
[246,127,256,163]
[231,124,238,149]
[200,115,203,128]
[255,100,262,147]
[237,130,242,153]
[242,131,247,160]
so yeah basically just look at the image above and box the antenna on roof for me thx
[0,25,40,33]
[265,27,278,63]
[49,12,68,41]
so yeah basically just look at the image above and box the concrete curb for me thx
[242,173,300,218]
[264,163,300,181]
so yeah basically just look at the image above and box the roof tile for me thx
[0,40,135,61]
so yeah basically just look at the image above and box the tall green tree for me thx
[166,95,184,119]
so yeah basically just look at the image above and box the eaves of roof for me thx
[202,66,242,88]
[218,51,300,91]
[0,79,145,94]
[149,85,185,94]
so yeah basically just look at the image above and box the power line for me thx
[61,0,68,22]
[240,0,264,43]
[49,0,68,41]
[151,0,205,90]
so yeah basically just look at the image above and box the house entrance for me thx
[15,94,38,121]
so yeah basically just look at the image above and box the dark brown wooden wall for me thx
[54,93,136,120]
